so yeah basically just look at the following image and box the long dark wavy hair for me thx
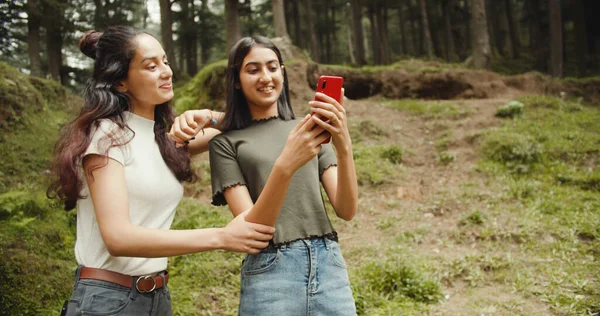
[47,25,192,210]
[221,35,295,131]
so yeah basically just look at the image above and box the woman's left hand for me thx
[309,89,352,156]
[169,109,214,147]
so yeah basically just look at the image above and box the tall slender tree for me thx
[397,3,407,55]
[548,0,562,77]
[27,0,42,77]
[505,0,520,58]
[419,0,434,58]
[159,0,179,78]
[272,0,290,40]
[351,0,366,65]
[43,0,65,82]
[470,0,491,68]
[304,0,320,62]
[442,0,456,61]
[225,0,241,50]
[573,0,587,76]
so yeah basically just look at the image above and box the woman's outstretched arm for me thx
[85,155,275,256]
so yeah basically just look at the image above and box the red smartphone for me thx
[313,75,344,143]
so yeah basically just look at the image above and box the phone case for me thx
[314,75,344,103]
[313,76,344,144]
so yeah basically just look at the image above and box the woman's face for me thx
[238,46,284,111]
[119,34,173,117]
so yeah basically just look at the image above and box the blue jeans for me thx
[63,266,172,316]
[239,237,356,316]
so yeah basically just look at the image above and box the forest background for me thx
[1,0,599,315]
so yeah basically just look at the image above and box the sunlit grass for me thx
[386,99,471,120]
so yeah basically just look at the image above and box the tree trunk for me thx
[225,0,241,51]
[199,0,211,65]
[419,0,434,58]
[398,5,407,55]
[368,4,381,65]
[93,0,105,29]
[573,0,587,76]
[489,0,506,57]
[159,0,180,78]
[408,5,420,55]
[442,0,456,61]
[346,3,356,64]
[351,0,366,65]
[548,0,562,77]
[43,0,64,82]
[291,0,302,48]
[27,0,42,77]
[272,0,290,39]
[470,0,492,69]
[376,4,390,64]
[304,0,320,62]
[505,0,520,58]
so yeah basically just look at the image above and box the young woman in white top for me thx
[48,26,275,316]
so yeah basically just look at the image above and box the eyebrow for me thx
[140,55,167,64]
[244,59,279,67]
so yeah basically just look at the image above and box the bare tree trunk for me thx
[351,0,366,65]
[27,0,42,77]
[505,0,520,58]
[329,4,336,63]
[225,0,241,51]
[199,0,211,65]
[548,0,562,77]
[43,0,64,82]
[489,0,507,57]
[470,0,492,69]
[159,0,180,78]
[376,4,390,64]
[368,4,381,65]
[93,0,105,29]
[408,5,419,55]
[443,0,456,62]
[272,0,290,39]
[419,0,434,58]
[291,0,302,47]
[304,0,320,62]
[346,3,356,64]
[397,5,407,55]
[573,0,587,76]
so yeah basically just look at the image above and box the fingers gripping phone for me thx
[313,75,344,144]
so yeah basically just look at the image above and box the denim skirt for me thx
[238,237,356,316]
[62,266,172,316]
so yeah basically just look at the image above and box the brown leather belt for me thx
[79,267,168,293]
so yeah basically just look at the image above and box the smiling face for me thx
[238,46,284,115]
[119,33,173,118]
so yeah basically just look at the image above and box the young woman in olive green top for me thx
[173,35,358,315]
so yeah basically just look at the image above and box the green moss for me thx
[174,60,228,113]
[0,62,45,127]
[27,76,67,110]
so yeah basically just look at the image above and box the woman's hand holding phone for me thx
[310,88,353,157]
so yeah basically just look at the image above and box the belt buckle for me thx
[135,275,156,293]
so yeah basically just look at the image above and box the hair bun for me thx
[79,30,102,59]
